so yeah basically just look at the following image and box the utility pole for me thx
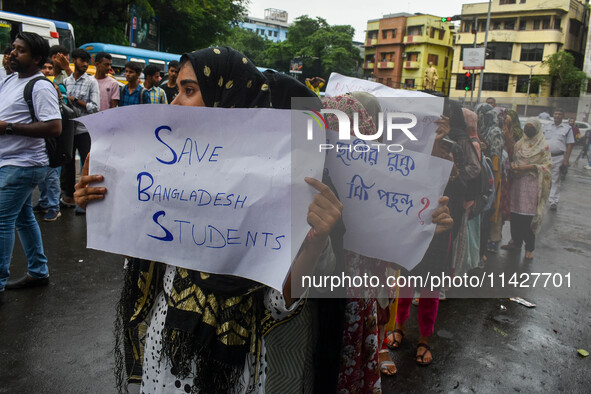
[476,0,492,105]
[470,17,477,107]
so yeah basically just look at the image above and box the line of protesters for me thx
[1,32,572,393]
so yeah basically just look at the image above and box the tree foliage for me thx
[216,27,269,66]
[149,0,248,53]
[3,0,248,53]
[267,16,361,79]
[542,51,588,97]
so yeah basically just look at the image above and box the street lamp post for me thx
[512,60,539,117]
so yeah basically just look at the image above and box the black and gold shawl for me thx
[114,47,292,394]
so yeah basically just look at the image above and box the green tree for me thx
[149,0,248,53]
[265,15,360,79]
[4,0,248,53]
[542,51,588,97]
[216,27,270,66]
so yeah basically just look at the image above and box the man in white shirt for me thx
[543,108,575,210]
[0,32,62,294]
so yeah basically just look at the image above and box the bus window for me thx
[129,57,146,70]
[148,59,165,73]
[110,54,127,75]
[0,19,14,50]
[56,27,74,53]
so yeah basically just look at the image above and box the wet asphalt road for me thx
[1,151,590,393]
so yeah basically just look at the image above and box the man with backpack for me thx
[61,48,99,215]
[119,62,150,106]
[0,32,61,294]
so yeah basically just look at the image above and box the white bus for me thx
[0,11,75,58]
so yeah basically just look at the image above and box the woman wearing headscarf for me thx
[74,47,343,393]
[322,93,452,384]
[491,110,524,252]
[388,100,459,368]
[501,118,551,260]
[475,103,504,263]
[320,93,399,387]
[462,108,482,271]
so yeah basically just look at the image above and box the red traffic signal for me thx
[464,72,473,91]
[441,17,452,22]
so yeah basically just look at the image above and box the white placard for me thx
[325,73,444,154]
[324,129,453,270]
[78,105,324,291]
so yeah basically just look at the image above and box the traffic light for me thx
[464,72,472,91]
[441,17,452,22]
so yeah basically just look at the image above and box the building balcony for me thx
[377,61,394,69]
[364,62,375,69]
[455,29,564,45]
[403,35,427,44]
[404,61,420,69]
[366,38,378,46]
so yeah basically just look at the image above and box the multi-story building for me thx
[450,0,589,113]
[401,14,455,94]
[362,13,454,94]
[363,13,410,89]
[240,8,289,43]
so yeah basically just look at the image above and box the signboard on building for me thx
[130,13,159,51]
[463,47,485,70]
[290,59,303,74]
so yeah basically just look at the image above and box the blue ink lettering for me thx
[194,141,210,162]
[174,220,190,244]
[206,225,227,249]
[147,211,174,241]
[378,190,414,215]
[155,126,177,165]
[191,224,206,246]
[137,172,153,201]
[246,231,257,247]
[272,235,285,250]
[227,229,241,245]
[178,138,193,165]
[387,153,415,176]
[198,189,212,205]
[262,232,273,247]
[209,146,223,162]
[347,174,375,201]
[235,195,247,209]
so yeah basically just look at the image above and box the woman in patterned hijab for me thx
[75,47,343,394]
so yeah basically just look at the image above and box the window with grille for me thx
[520,43,544,61]
[482,73,509,91]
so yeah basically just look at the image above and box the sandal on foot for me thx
[379,351,397,376]
[380,360,397,376]
[524,251,534,260]
[386,329,404,350]
[416,343,432,366]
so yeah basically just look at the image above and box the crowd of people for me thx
[0,32,582,393]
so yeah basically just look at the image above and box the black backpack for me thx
[23,76,76,168]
